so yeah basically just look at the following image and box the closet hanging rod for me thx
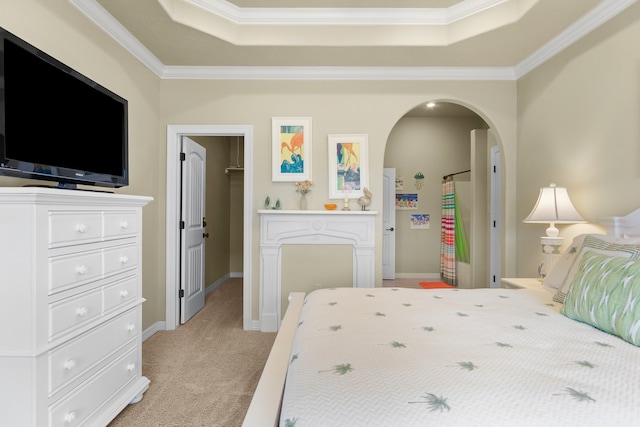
[225,167,244,175]
[443,169,471,180]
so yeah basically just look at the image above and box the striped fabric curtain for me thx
[440,178,456,285]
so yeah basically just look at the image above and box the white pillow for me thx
[552,234,640,304]
[543,234,589,290]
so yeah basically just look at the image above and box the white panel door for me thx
[180,136,206,323]
[382,168,396,280]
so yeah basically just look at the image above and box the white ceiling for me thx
[71,0,635,80]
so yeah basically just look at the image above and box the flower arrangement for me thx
[294,180,313,195]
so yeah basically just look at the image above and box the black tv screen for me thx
[0,27,128,189]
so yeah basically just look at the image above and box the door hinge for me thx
[180,220,185,230]
[179,289,184,298]
[180,152,186,161]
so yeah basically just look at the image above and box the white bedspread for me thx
[279,287,640,427]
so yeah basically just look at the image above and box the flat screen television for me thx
[0,26,128,189]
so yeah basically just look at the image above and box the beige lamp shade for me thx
[523,183,586,237]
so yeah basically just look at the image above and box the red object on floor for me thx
[419,282,456,289]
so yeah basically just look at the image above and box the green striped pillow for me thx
[562,250,640,346]
[553,235,640,304]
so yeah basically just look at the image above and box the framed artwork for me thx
[328,134,369,199]
[272,117,312,182]
[396,193,418,210]
[410,213,431,229]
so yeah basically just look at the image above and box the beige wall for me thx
[3,0,521,329]
[384,116,485,276]
[159,80,518,321]
[516,3,640,277]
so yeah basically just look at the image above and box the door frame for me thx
[166,125,254,331]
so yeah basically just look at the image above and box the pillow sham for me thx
[562,250,640,346]
[543,233,588,290]
[552,235,640,304]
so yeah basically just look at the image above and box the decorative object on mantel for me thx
[294,180,313,210]
[324,203,337,210]
[342,185,351,211]
[264,196,281,210]
[357,187,372,211]
[414,172,424,189]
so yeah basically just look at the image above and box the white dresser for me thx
[0,188,152,426]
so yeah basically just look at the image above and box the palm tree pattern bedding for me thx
[279,287,640,427]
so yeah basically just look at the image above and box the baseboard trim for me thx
[142,321,166,342]
[205,274,231,296]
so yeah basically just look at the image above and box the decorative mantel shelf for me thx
[258,209,377,332]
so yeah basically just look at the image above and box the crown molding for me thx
[514,0,636,78]
[69,0,166,76]
[70,0,635,81]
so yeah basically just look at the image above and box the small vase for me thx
[299,193,307,210]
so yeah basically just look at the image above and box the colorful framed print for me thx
[272,117,312,182]
[410,213,430,229]
[396,193,418,210]
[328,134,369,199]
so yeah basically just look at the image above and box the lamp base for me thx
[540,236,563,277]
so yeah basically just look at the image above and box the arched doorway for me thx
[382,101,501,288]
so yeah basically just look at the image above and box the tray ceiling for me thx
[74,0,635,78]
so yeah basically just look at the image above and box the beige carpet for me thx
[108,278,276,427]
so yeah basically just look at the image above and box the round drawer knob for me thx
[75,223,87,233]
[76,265,88,275]
[76,306,88,317]
[120,220,129,230]
[64,359,77,371]
[120,289,129,298]
[120,255,129,264]
[64,411,76,423]
[127,323,136,332]
[127,362,136,372]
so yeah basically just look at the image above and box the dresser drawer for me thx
[104,211,138,239]
[49,211,102,247]
[49,250,102,294]
[104,276,138,313]
[49,288,102,340]
[104,243,137,277]
[48,309,138,395]
[49,345,139,427]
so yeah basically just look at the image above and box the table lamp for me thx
[523,183,586,276]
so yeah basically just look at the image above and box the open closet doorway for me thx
[166,125,254,332]
[382,102,499,288]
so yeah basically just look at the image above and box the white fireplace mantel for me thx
[258,209,377,332]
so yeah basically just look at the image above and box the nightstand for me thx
[501,278,544,289]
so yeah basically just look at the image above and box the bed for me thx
[243,210,640,427]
